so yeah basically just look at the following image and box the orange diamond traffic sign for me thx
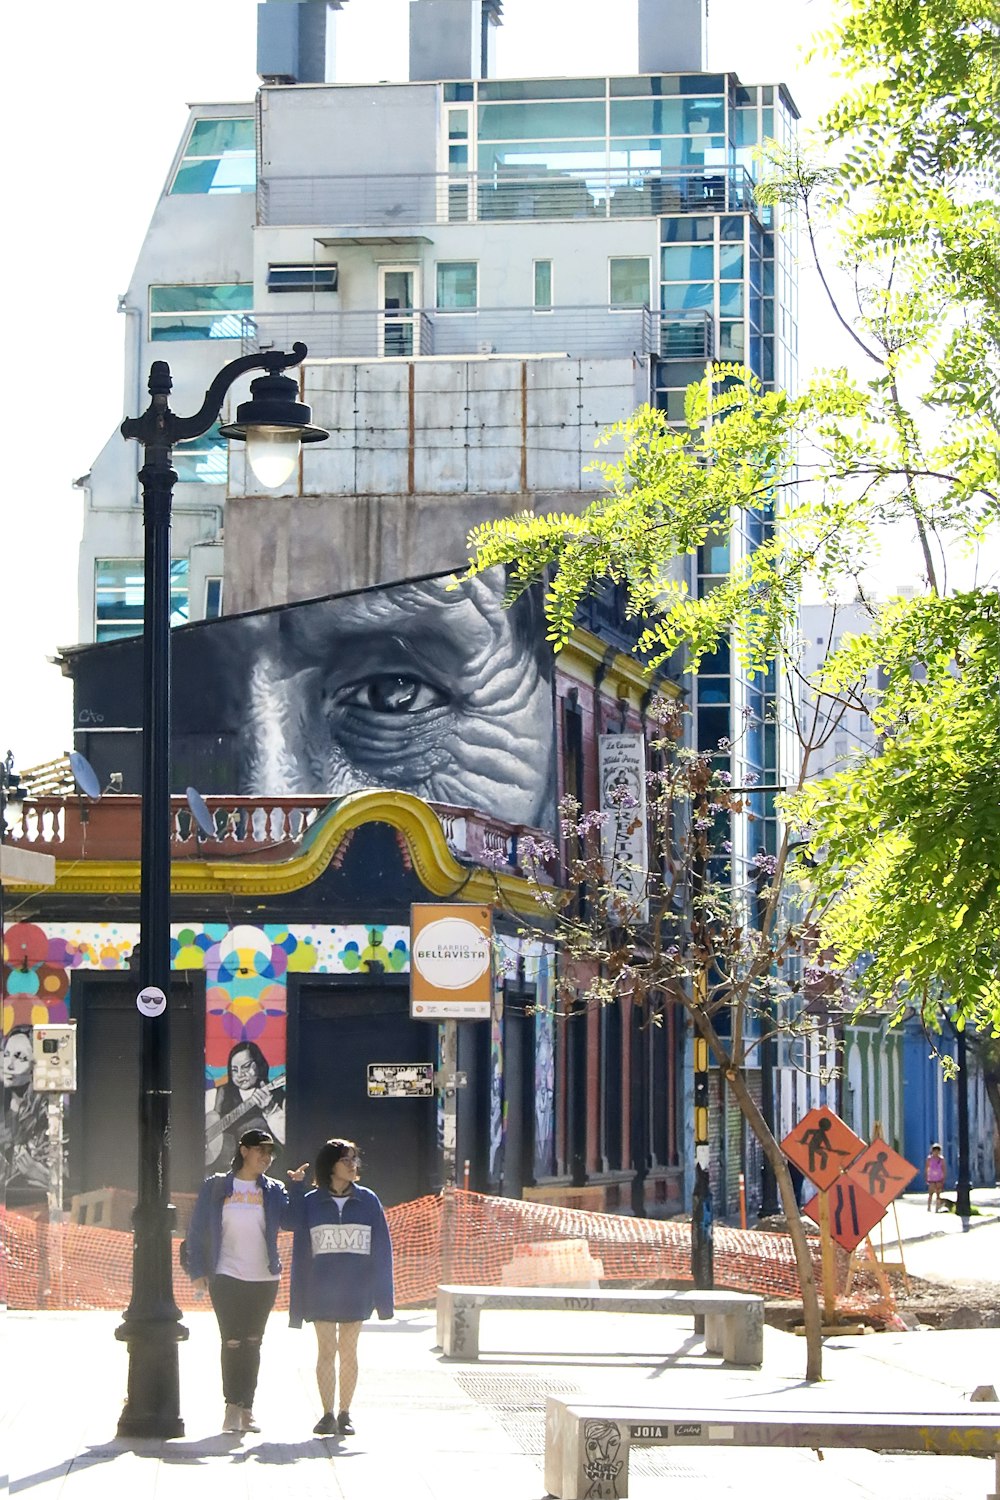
[780,1108,865,1192]
[803,1178,887,1252]
[846,1141,917,1208]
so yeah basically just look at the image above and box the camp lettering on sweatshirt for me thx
[288,1183,394,1327]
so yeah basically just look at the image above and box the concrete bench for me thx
[435,1284,764,1366]
[544,1399,1000,1499]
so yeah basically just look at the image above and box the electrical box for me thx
[32,1023,77,1092]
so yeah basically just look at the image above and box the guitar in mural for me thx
[205,1080,283,1167]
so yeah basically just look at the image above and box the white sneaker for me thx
[223,1403,244,1433]
[242,1409,260,1433]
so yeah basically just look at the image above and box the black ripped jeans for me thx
[209,1275,279,1408]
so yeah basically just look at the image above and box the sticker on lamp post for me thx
[136,985,167,1018]
[410,904,492,1019]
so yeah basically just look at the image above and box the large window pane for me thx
[95,559,189,642]
[611,97,724,136]
[478,101,607,140]
[661,281,714,311]
[661,244,714,280]
[174,423,228,483]
[150,284,252,341]
[719,281,744,315]
[661,216,714,242]
[170,116,255,196]
[436,261,478,309]
[719,244,744,280]
[186,118,254,155]
[610,257,650,308]
[478,78,604,100]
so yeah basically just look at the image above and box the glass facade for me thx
[95,560,190,642]
[170,117,256,195]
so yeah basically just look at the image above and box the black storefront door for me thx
[68,970,205,1199]
[288,978,437,1208]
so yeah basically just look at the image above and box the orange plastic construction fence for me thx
[2,1190,875,1314]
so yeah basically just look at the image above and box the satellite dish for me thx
[69,751,102,800]
[185,786,216,838]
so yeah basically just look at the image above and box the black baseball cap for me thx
[239,1129,277,1150]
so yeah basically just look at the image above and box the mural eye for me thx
[333,674,448,715]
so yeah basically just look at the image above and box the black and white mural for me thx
[69,571,556,830]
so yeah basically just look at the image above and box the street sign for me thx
[780,1107,865,1192]
[845,1141,918,1208]
[803,1178,887,1252]
[366,1062,434,1099]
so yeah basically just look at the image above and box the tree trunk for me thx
[715,1058,824,1380]
[984,1074,1000,1172]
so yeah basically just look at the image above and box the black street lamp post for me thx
[115,343,326,1439]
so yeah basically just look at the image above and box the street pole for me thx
[691,1007,714,1291]
[956,1028,972,1219]
[115,367,187,1438]
[114,346,326,1438]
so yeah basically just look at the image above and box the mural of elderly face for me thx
[240,571,554,828]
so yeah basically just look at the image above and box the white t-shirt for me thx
[215,1178,279,1282]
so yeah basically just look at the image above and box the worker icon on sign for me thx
[796,1116,853,1176]
[859,1149,903,1200]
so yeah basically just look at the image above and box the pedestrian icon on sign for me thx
[796,1115,853,1176]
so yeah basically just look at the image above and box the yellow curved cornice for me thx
[22,789,544,914]
[560,628,681,704]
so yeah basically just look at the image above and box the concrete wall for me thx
[223,352,645,610]
[261,81,439,178]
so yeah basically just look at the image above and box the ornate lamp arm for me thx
[121,342,308,448]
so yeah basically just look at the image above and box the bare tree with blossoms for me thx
[492,687,864,1383]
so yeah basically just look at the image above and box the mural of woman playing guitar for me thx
[206,1042,286,1168]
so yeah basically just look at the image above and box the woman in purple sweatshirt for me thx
[288,1138,394,1437]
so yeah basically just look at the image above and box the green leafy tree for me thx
[466,0,1000,1031]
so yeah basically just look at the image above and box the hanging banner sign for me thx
[598,733,649,923]
[410,903,493,1019]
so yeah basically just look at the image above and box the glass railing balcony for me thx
[258,166,756,227]
[240,306,713,363]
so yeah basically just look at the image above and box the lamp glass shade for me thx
[245,426,301,488]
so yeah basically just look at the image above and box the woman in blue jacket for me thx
[186,1127,299,1434]
[288,1137,394,1437]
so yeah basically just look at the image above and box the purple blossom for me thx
[722,840,732,854]
[519,834,558,863]
[714,770,732,786]
[717,736,732,751]
[744,772,760,786]
[607,781,639,809]
[477,846,510,870]
[751,852,779,876]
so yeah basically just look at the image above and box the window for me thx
[149,284,252,341]
[174,423,227,483]
[170,117,255,195]
[533,259,553,311]
[95,560,189,643]
[205,578,223,619]
[609,257,650,309]
[436,261,478,310]
[266,264,338,293]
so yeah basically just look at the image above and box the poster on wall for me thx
[410,904,493,1019]
[597,732,649,923]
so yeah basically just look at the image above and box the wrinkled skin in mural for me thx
[239,572,555,827]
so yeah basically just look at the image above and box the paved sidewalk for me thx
[6,1306,1000,1499]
